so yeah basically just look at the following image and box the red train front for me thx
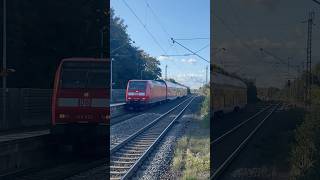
[51,58,109,139]
[126,80,167,109]
[125,80,188,109]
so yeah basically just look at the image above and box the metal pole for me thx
[165,65,167,80]
[140,70,143,80]
[2,0,7,129]
[140,55,143,80]
[100,29,103,58]
[206,65,208,84]
[111,58,113,103]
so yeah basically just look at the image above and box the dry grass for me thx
[171,117,210,179]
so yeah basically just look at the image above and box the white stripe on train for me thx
[57,98,108,108]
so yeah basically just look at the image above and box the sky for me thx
[111,0,210,89]
[213,0,320,88]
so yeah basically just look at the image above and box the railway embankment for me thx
[218,105,305,180]
[289,105,320,180]
[161,88,210,179]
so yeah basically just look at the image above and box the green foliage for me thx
[198,84,210,129]
[167,78,177,83]
[171,95,210,179]
[182,137,210,180]
[172,135,210,180]
[289,107,320,180]
[275,62,320,104]
[110,9,162,88]
[288,63,320,180]
[311,86,320,106]
[172,136,188,171]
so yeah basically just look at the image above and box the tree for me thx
[110,8,162,89]
[167,78,177,83]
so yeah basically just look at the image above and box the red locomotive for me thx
[125,80,188,109]
[51,58,109,145]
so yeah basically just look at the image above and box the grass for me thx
[171,92,210,179]
[289,106,320,180]
[172,131,210,180]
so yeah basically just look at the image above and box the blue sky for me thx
[111,0,210,89]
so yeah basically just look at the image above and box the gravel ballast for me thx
[66,96,201,180]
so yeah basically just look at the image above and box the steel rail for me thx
[121,96,196,179]
[110,96,193,154]
[110,96,195,179]
[211,104,273,144]
[211,103,280,179]
[110,96,189,126]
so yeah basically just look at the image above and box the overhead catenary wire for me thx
[145,1,209,59]
[121,0,181,80]
[145,0,171,38]
[260,48,302,74]
[213,11,300,79]
[213,13,261,58]
[161,44,210,57]
[124,0,209,85]
[122,0,167,54]
[143,0,189,77]
[144,0,209,83]
[173,37,210,41]
[212,12,262,77]
[171,38,209,63]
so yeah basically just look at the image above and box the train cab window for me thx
[60,69,87,88]
[128,81,146,90]
[60,62,107,89]
[60,69,108,89]
[87,71,108,88]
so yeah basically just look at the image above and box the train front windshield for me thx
[128,81,146,90]
[60,62,108,89]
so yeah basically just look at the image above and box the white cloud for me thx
[158,55,174,61]
[181,58,197,64]
[170,73,207,89]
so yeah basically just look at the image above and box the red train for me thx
[51,58,108,145]
[125,80,189,109]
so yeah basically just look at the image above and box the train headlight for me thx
[59,114,69,119]
[128,97,132,100]
[101,115,109,120]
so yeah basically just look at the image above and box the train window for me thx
[128,81,146,90]
[60,69,87,88]
[87,71,108,88]
[60,61,107,89]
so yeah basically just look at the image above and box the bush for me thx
[200,84,210,129]
[290,107,320,180]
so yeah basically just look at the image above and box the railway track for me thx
[211,103,280,179]
[110,96,189,126]
[110,95,196,180]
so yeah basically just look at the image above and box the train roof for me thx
[213,72,247,88]
[163,80,188,89]
[128,79,188,89]
[128,79,166,85]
